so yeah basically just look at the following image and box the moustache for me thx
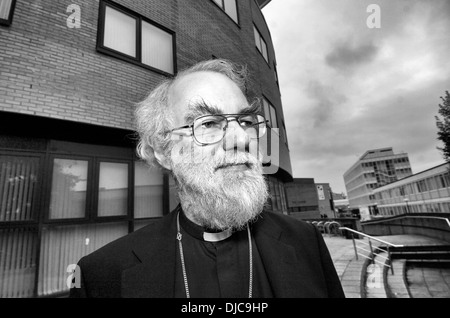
[213,152,259,171]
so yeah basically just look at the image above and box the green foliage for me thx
[435,91,450,162]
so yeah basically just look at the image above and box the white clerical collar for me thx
[203,230,233,242]
[178,208,233,242]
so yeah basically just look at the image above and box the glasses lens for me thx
[193,115,226,144]
[239,114,266,139]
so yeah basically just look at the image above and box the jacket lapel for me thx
[253,212,322,297]
[121,210,178,298]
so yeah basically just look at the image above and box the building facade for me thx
[284,178,320,219]
[0,0,292,297]
[372,163,450,216]
[316,183,335,219]
[344,147,412,214]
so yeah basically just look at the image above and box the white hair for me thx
[134,59,249,168]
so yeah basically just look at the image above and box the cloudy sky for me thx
[262,0,450,194]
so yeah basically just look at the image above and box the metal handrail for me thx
[339,227,403,275]
[363,215,450,229]
[339,227,404,248]
[406,216,450,228]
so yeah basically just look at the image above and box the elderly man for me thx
[69,59,344,298]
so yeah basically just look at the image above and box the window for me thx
[0,155,40,222]
[37,222,128,296]
[0,227,38,298]
[98,1,176,75]
[97,162,129,217]
[273,62,279,86]
[262,97,278,128]
[141,21,174,73]
[49,158,89,220]
[134,161,163,218]
[0,0,16,26]
[212,0,238,24]
[1,137,173,297]
[253,25,269,63]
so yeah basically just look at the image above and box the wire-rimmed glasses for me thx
[170,113,267,145]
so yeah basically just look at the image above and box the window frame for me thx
[253,24,269,64]
[262,96,278,129]
[43,154,94,224]
[0,0,16,26]
[94,158,132,221]
[0,150,44,225]
[133,160,165,220]
[210,0,240,26]
[96,0,177,76]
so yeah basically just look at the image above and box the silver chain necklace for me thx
[176,212,253,298]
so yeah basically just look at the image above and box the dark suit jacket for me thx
[69,207,345,298]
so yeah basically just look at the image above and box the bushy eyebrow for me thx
[183,99,262,124]
[239,100,262,115]
[184,99,223,123]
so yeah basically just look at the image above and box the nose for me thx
[222,120,250,152]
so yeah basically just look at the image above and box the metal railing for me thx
[339,227,404,274]
[363,214,450,229]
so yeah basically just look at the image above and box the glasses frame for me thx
[170,113,268,145]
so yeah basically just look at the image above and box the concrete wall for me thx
[361,214,450,243]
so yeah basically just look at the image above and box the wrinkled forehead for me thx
[167,71,249,125]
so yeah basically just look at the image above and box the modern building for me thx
[316,183,335,219]
[372,163,450,216]
[285,178,320,219]
[0,0,292,297]
[344,147,413,215]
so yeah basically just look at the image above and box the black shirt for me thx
[174,210,273,298]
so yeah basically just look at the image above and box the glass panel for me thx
[103,5,136,57]
[0,156,39,222]
[168,175,180,211]
[254,26,261,51]
[213,0,222,7]
[262,98,271,127]
[141,21,174,74]
[98,162,128,217]
[269,104,278,128]
[224,0,238,23]
[49,159,88,219]
[134,161,163,218]
[261,38,268,62]
[0,0,12,20]
[37,222,128,296]
[0,227,37,298]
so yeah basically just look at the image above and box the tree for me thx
[435,91,450,162]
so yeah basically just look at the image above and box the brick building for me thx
[0,0,292,297]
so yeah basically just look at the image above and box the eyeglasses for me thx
[170,113,267,145]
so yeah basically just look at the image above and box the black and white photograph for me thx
[0,0,449,303]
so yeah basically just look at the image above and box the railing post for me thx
[352,233,358,260]
[387,247,394,275]
[369,239,374,264]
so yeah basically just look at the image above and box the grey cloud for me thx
[325,41,379,72]
[306,80,348,128]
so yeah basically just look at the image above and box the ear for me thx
[154,149,172,171]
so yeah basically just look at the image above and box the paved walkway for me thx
[323,234,450,298]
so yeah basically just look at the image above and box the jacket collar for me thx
[121,208,309,298]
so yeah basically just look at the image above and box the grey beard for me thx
[172,152,269,231]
